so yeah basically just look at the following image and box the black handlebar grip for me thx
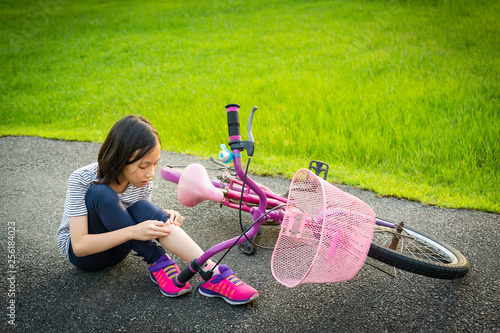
[225,104,241,140]
[175,265,197,287]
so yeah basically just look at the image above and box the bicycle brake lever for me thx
[247,106,258,143]
[191,280,203,302]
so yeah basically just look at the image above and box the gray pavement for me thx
[0,136,498,332]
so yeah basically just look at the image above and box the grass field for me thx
[1,0,498,213]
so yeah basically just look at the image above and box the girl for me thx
[56,115,258,305]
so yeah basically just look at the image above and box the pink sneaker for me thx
[149,255,191,297]
[199,265,259,305]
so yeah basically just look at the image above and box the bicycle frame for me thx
[169,104,401,287]
[161,167,397,230]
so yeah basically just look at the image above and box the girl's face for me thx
[120,142,161,189]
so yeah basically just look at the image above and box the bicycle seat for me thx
[177,163,225,207]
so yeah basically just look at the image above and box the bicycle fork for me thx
[388,221,405,251]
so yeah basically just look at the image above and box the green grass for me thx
[1,0,499,213]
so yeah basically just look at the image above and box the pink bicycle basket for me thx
[271,169,375,288]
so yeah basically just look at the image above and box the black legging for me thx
[68,184,168,272]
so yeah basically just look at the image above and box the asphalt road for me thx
[0,136,498,332]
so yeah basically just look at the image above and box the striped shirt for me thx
[56,162,153,259]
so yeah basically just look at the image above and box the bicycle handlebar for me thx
[225,104,256,156]
[174,258,214,287]
[223,103,267,218]
[175,265,197,287]
[225,104,241,143]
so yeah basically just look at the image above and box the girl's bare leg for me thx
[158,223,214,266]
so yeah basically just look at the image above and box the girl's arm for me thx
[69,215,171,257]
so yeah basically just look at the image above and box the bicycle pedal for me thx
[239,228,262,255]
[308,160,329,180]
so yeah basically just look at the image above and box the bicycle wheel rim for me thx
[368,218,469,279]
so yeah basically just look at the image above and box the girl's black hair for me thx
[96,115,161,185]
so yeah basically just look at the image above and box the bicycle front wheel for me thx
[368,217,469,280]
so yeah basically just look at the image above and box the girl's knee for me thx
[86,184,118,206]
[128,200,169,223]
[128,199,156,211]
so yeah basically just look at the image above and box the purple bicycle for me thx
[162,104,469,291]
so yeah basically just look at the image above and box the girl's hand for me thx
[163,209,185,227]
[132,220,170,241]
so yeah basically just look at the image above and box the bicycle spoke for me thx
[373,226,454,264]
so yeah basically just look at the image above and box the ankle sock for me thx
[205,262,220,275]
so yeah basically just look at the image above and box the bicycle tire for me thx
[367,217,469,280]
